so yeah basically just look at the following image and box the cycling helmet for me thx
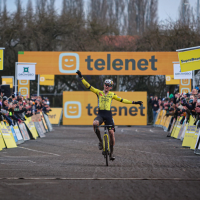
[104,79,113,86]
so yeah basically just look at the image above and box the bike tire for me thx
[104,136,109,166]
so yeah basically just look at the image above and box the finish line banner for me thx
[18,51,178,75]
[63,91,147,125]
[177,46,200,72]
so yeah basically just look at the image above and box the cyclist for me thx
[76,70,143,160]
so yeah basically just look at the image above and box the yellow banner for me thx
[2,77,14,88]
[18,80,30,97]
[0,49,4,70]
[179,79,191,94]
[40,75,55,86]
[48,108,62,124]
[0,122,17,148]
[63,91,147,125]
[18,51,178,75]
[178,48,200,72]
[165,75,179,85]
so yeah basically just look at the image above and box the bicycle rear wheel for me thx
[104,136,109,166]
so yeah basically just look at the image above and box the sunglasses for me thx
[105,84,112,87]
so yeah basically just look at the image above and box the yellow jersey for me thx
[81,78,133,111]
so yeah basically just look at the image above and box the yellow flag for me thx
[40,75,55,86]
[0,48,4,70]
[165,75,179,85]
[2,77,14,88]
[178,48,200,72]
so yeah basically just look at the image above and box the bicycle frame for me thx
[103,127,110,152]
[96,124,112,152]
[96,124,113,166]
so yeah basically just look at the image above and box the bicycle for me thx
[96,124,113,166]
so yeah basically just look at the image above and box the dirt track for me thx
[0,125,200,200]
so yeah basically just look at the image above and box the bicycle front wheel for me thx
[104,136,109,166]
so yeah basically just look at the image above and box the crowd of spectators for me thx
[0,93,51,126]
[149,87,200,126]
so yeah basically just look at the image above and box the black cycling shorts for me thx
[94,110,115,131]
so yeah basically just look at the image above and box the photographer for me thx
[149,95,159,123]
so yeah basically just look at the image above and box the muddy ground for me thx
[0,125,200,200]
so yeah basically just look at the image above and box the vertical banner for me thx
[179,79,191,94]
[40,75,55,86]
[18,80,30,97]
[0,48,5,70]
[2,76,14,88]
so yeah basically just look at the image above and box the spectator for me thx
[149,95,159,123]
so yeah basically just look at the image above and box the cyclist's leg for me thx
[93,116,103,149]
[108,128,115,160]
[93,120,101,142]
[108,128,115,146]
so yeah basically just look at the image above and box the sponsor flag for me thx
[17,63,36,80]
[173,63,192,79]
[40,75,55,86]
[0,48,5,70]
[177,46,200,72]
[165,75,179,85]
[2,76,14,88]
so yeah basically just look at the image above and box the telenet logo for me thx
[19,80,28,85]
[40,77,45,82]
[64,101,81,118]
[181,79,189,85]
[166,76,171,81]
[59,53,79,73]
[19,87,28,96]
[181,88,190,93]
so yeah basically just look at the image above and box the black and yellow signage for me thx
[0,48,5,70]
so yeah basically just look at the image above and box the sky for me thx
[2,0,198,22]
[158,0,196,22]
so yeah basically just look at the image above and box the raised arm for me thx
[113,94,143,105]
[76,70,99,94]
